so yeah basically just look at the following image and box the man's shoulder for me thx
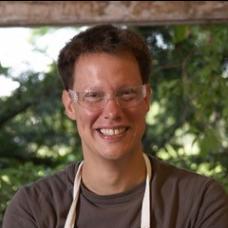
[3,162,81,227]
[148,156,228,227]
[18,162,79,201]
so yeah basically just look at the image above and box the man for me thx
[3,24,228,228]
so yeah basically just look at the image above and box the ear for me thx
[144,85,152,112]
[62,90,77,121]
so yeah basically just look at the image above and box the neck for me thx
[81,152,146,195]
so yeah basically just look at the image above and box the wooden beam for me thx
[0,1,228,27]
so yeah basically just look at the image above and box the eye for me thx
[118,88,138,101]
[82,91,104,103]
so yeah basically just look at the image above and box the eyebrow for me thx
[77,84,141,92]
[78,86,104,92]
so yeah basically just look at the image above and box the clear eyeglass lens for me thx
[69,85,147,110]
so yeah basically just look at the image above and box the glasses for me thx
[68,84,148,111]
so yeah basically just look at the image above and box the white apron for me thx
[64,153,152,228]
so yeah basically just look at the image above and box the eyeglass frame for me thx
[68,84,150,111]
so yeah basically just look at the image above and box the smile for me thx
[98,127,128,136]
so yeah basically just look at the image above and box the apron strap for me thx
[64,161,83,228]
[141,153,152,228]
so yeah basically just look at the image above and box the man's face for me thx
[63,52,150,162]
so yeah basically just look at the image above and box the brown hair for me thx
[57,24,151,90]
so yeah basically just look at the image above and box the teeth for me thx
[100,128,126,136]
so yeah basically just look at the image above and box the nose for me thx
[102,98,123,120]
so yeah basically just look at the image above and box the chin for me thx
[97,147,134,161]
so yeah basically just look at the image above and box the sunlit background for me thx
[0,27,83,96]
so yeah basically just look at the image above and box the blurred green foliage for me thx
[0,24,228,224]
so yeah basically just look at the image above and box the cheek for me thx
[129,105,148,120]
[130,108,147,130]
[75,109,99,131]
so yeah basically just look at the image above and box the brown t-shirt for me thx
[3,156,228,228]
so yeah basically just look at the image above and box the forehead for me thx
[73,52,142,89]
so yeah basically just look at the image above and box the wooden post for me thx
[0,1,227,26]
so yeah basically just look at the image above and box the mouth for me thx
[96,127,129,137]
